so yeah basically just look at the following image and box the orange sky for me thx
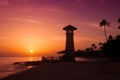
[0,0,120,56]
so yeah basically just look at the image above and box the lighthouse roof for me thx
[63,25,77,30]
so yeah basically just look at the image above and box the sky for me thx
[0,0,120,57]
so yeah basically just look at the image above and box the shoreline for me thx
[0,62,33,79]
[0,61,120,80]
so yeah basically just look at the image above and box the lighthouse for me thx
[58,25,77,61]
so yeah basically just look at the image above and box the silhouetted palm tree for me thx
[117,18,120,29]
[102,36,120,60]
[108,35,113,41]
[99,42,103,46]
[118,26,120,29]
[98,42,103,51]
[118,18,120,23]
[91,44,97,50]
[100,19,110,41]
[91,44,95,47]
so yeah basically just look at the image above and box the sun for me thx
[30,49,34,53]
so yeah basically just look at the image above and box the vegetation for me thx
[118,18,120,23]
[100,19,110,42]
[102,35,120,61]
[75,43,103,58]
[75,18,120,61]
[118,18,120,29]
[118,26,120,29]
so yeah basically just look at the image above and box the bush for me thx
[102,36,120,60]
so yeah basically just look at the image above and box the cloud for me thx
[79,21,99,28]
[8,17,42,24]
[85,22,99,28]
[0,0,9,6]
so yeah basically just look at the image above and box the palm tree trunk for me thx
[104,26,107,42]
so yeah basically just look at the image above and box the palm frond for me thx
[118,18,120,23]
[118,26,120,29]
[99,19,110,27]
[100,23,103,27]
[100,19,106,27]
[91,44,95,47]
[99,42,103,45]
[106,22,110,27]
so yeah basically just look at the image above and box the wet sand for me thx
[0,61,120,80]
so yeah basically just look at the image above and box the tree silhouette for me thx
[98,42,103,51]
[91,44,97,50]
[118,26,120,29]
[118,18,120,23]
[118,18,120,29]
[98,42,103,46]
[108,35,113,41]
[102,36,120,61]
[100,19,110,41]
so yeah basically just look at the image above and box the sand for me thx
[0,61,120,80]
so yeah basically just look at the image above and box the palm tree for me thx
[91,44,97,50]
[118,18,120,23]
[117,18,120,29]
[118,26,120,29]
[108,35,113,41]
[98,42,103,51]
[100,19,110,42]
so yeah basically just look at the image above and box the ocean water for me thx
[0,56,99,79]
[0,57,42,79]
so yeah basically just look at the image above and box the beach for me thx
[0,57,42,79]
[0,61,120,80]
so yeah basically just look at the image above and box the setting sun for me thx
[30,49,34,53]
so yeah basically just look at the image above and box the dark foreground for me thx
[0,61,120,80]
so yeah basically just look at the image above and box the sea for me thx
[0,57,42,79]
[0,56,99,79]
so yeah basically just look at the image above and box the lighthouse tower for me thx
[58,25,77,61]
